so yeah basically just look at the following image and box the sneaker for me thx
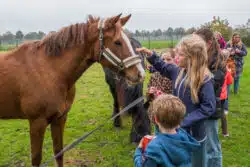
[224,110,228,115]
[223,133,229,137]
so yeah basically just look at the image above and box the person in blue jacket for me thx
[136,34,216,167]
[134,94,200,167]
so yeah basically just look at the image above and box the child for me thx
[134,95,200,167]
[137,34,216,167]
[220,49,233,137]
[215,31,226,49]
[144,49,176,109]
[147,49,176,97]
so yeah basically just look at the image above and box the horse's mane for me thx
[37,15,100,56]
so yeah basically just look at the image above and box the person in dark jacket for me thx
[134,95,200,167]
[195,27,226,167]
[137,34,216,167]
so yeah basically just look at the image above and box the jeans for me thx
[224,85,230,111]
[192,138,207,167]
[205,119,222,167]
[234,77,240,94]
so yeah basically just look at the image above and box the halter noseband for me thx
[98,19,141,71]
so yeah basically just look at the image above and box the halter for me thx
[98,19,141,71]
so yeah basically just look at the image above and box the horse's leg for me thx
[130,103,151,143]
[110,84,121,128]
[51,115,67,167]
[29,118,48,167]
[50,86,75,167]
[130,85,151,143]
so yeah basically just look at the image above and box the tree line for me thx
[0,16,249,48]
[129,17,250,47]
[0,31,46,46]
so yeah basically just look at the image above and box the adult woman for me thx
[225,32,248,94]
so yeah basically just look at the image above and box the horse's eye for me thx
[114,41,122,46]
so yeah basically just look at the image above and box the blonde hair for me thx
[149,94,186,129]
[221,49,230,60]
[230,32,242,49]
[175,34,212,103]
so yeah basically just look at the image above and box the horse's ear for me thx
[120,14,131,26]
[88,15,95,24]
[106,13,122,27]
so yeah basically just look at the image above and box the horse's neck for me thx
[57,46,96,88]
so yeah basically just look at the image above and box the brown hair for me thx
[149,94,186,129]
[195,28,222,71]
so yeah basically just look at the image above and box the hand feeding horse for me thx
[0,14,145,167]
[103,37,151,143]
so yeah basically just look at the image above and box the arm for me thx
[213,68,226,98]
[134,148,158,167]
[238,44,248,57]
[226,71,233,85]
[147,51,179,80]
[181,80,216,128]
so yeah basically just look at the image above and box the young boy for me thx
[220,49,233,137]
[134,95,200,167]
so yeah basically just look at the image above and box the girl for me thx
[195,28,226,167]
[137,34,216,167]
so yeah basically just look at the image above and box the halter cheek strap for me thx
[97,19,141,71]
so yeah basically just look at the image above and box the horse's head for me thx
[88,14,145,85]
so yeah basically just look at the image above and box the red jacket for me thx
[220,71,233,100]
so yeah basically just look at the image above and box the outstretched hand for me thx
[136,47,153,56]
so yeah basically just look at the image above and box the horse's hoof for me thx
[113,119,121,128]
[131,141,139,146]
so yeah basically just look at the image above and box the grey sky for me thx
[0,0,250,34]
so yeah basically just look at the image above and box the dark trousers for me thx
[220,100,228,135]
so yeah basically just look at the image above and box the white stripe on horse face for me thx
[121,31,145,79]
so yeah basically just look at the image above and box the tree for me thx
[185,27,196,35]
[155,29,162,38]
[177,27,185,39]
[201,16,232,41]
[166,27,174,47]
[174,28,184,40]
[37,31,46,39]
[135,30,141,38]
[166,27,174,39]
[15,30,24,40]
[246,18,250,29]
[15,30,24,46]
[0,35,2,46]
[2,31,15,44]
[24,32,39,40]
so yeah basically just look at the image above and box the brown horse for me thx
[0,14,145,167]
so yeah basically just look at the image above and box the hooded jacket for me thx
[134,128,200,167]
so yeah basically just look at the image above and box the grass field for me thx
[140,40,177,49]
[0,48,249,167]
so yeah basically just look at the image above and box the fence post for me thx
[148,35,151,49]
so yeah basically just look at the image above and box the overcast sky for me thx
[0,0,250,34]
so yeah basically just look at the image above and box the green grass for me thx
[141,40,178,49]
[0,49,249,167]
